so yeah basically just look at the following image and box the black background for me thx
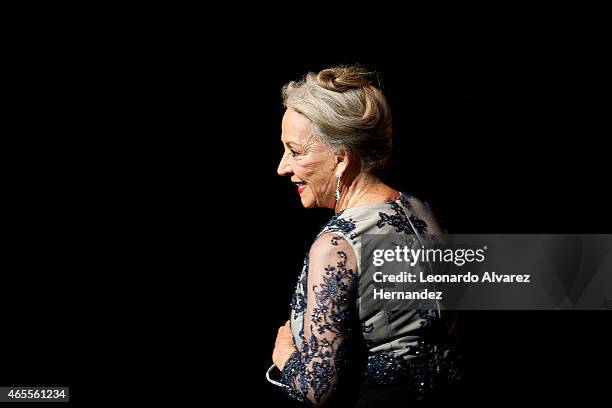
[2,17,611,406]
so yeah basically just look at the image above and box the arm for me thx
[280,233,358,406]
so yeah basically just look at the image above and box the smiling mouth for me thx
[294,182,306,193]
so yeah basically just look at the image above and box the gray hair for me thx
[282,65,392,176]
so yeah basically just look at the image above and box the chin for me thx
[300,197,316,209]
[299,192,318,209]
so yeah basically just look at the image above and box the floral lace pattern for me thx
[377,200,428,235]
[320,210,357,239]
[290,256,308,316]
[281,193,459,405]
[281,236,357,405]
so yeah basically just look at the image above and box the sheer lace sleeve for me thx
[281,232,358,406]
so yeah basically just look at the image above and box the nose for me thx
[277,153,292,177]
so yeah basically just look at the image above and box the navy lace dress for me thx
[277,193,460,406]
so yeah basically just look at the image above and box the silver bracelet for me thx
[266,363,288,388]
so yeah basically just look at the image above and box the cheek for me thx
[293,151,335,185]
[292,160,318,181]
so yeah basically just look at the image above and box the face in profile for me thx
[277,108,339,209]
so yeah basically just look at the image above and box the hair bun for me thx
[316,66,374,92]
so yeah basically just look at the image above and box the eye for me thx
[290,148,300,157]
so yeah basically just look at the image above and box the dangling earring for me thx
[335,176,341,201]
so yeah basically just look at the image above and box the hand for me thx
[272,320,297,371]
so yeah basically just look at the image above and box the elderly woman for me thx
[270,65,459,407]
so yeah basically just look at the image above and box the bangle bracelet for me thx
[266,363,288,388]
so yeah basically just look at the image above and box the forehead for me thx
[281,108,313,144]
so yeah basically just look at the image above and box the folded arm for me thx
[281,233,358,406]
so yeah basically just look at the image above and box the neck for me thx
[334,173,398,213]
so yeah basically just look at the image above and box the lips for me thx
[292,180,306,194]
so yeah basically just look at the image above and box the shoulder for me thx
[309,232,355,259]
[307,232,358,289]
[319,211,359,240]
[400,193,445,236]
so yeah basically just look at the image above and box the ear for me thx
[335,149,350,178]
